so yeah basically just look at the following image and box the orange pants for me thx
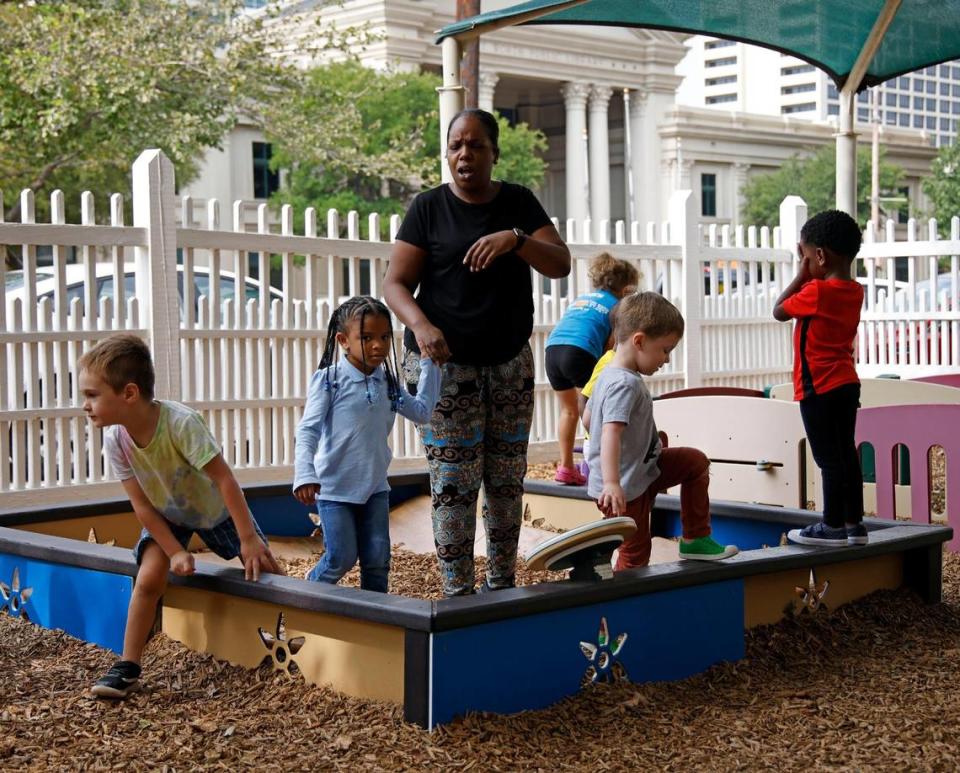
[597,447,712,570]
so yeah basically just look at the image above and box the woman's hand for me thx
[463,230,518,273]
[413,320,451,365]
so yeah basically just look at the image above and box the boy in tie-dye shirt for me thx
[79,335,282,699]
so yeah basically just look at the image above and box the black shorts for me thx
[545,345,598,391]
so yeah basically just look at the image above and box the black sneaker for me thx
[846,523,869,546]
[787,523,848,547]
[91,660,142,699]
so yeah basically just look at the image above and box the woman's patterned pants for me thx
[404,345,534,596]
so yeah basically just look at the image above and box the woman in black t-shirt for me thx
[384,108,570,597]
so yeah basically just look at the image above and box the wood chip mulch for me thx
[3,552,960,771]
[280,548,567,599]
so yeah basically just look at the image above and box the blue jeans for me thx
[307,491,390,593]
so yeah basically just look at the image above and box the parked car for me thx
[3,264,283,324]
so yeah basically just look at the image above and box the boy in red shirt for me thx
[774,210,867,546]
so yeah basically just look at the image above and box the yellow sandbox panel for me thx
[14,512,142,548]
[162,586,405,704]
[744,554,903,627]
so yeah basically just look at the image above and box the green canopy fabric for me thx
[436,0,960,89]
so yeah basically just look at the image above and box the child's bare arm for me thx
[773,251,812,321]
[598,421,626,516]
[203,454,283,581]
[121,477,193,576]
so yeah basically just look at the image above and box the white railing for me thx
[1,149,957,506]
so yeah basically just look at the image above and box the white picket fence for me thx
[1,149,957,506]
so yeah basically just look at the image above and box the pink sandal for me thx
[554,465,586,486]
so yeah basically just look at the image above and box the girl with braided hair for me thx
[293,296,440,591]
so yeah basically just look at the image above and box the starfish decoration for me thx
[794,568,830,613]
[0,567,34,620]
[258,612,305,677]
[579,616,629,688]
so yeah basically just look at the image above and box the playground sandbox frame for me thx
[0,475,950,729]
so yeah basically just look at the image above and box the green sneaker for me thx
[679,536,738,561]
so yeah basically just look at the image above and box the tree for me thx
[267,61,550,238]
[741,144,904,229]
[0,0,325,231]
[921,142,960,235]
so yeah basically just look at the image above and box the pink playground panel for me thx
[911,374,960,389]
[856,404,960,552]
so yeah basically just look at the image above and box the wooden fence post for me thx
[670,189,701,388]
[132,149,181,400]
[778,196,807,258]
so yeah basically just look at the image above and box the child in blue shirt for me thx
[546,253,638,485]
[293,296,440,593]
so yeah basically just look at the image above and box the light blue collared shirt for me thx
[293,357,440,504]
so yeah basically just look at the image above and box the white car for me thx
[4,263,283,323]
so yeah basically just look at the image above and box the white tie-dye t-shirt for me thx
[105,401,227,529]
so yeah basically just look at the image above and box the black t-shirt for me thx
[395,182,552,366]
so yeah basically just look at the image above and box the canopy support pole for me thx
[439,36,465,183]
[835,0,903,217]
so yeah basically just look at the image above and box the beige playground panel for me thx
[652,396,808,508]
[769,378,960,517]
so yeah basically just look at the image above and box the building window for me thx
[700,174,717,217]
[941,117,952,130]
[781,103,816,114]
[857,107,870,121]
[899,94,909,108]
[858,91,869,103]
[705,39,736,49]
[885,112,897,125]
[913,78,924,91]
[252,142,279,199]
[927,116,937,129]
[941,83,951,96]
[953,102,960,114]
[899,77,910,89]
[914,96,924,109]
[705,56,737,68]
[243,0,267,6]
[705,75,738,86]
[827,84,839,99]
[899,113,909,126]
[782,64,815,76]
[706,94,738,104]
[953,85,960,97]
[782,83,816,95]
[897,187,910,225]
[953,66,960,80]
[942,100,951,112]
[886,93,897,106]
[828,104,840,116]
[940,65,951,77]
[927,98,936,111]
[926,80,936,93]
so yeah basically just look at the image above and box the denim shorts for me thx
[132,516,267,564]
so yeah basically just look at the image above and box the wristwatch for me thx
[512,227,527,251]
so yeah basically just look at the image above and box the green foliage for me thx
[740,144,904,228]
[921,143,960,236]
[0,0,313,226]
[267,62,549,239]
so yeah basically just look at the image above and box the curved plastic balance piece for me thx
[524,517,637,581]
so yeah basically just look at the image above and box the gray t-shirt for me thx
[586,366,662,502]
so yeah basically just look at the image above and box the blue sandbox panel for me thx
[430,579,744,726]
[0,553,131,654]
[250,484,426,537]
[654,511,789,550]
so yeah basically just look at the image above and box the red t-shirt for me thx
[782,278,863,401]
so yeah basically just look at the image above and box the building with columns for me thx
[182,0,938,232]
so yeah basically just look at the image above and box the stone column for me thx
[561,81,590,233]
[478,71,499,114]
[628,89,648,227]
[588,84,613,242]
[733,162,751,227]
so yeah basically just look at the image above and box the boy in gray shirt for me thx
[585,292,738,569]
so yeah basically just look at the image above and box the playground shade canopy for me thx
[435,0,960,89]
